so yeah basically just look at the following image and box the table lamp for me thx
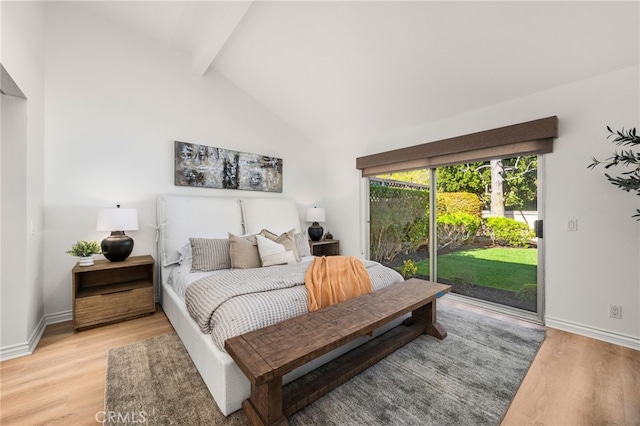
[306,207,325,242]
[96,205,139,262]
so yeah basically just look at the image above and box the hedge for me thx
[484,216,535,247]
[369,184,429,262]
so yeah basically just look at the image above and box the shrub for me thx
[484,217,535,247]
[436,192,482,218]
[369,184,429,262]
[437,212,481,250]
[401,259,418,279]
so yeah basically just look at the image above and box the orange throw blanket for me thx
[305,256,372,312]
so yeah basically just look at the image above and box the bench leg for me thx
[243,379,288,426]
[425,299,448,339]
[405,299,448,340]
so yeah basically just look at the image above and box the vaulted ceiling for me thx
[75,1,639,146]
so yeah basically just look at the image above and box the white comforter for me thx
[171,259,404,351]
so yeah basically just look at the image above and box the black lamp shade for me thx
[101,231,134,262]
[308,222,324,241]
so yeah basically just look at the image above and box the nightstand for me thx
[309,239,340,256]
[72,255,155,330]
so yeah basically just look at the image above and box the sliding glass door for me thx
[369,155,542,319]
[434,156,539,314]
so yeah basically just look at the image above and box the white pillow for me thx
[295,232,311,258]
[260,228,300,262]
[255,234,296,267]
[177,242,192,265]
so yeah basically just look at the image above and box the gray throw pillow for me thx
[189,238,231,272]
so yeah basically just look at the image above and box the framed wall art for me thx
[174,141,283,193]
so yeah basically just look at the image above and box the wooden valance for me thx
[356,116,558,176]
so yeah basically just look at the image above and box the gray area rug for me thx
[104,302,545,425]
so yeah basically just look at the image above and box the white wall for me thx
[328,65,640,348]
[0,1,46,358]
[1,92,28,349]
[42,3,325,316]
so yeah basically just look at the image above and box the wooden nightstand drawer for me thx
[75,286,154,329]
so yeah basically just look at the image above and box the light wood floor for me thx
[1,302,638,426]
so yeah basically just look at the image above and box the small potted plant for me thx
[67,240,102,266]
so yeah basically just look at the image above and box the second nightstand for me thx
[309,239,340,256]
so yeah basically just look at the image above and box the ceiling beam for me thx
[191,1,253,77]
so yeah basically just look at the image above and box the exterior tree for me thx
[497,156,538,213]
[436,162,488,199]
[377,155,538,217]
[438,156,537,216]
[490,159,505,217]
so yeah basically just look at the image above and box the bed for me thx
[156,194,405,416]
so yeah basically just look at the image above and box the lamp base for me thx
[101,231,134,262]
[308,222,324,242]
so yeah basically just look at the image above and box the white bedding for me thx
[170,256,403,352]
[169,254,315,299]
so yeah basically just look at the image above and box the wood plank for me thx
[501,327,640,426]
[226,335,275,386]
[0,308,174,426]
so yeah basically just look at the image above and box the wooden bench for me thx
[225,278,451,426]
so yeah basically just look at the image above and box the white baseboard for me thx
[45,310,73,324]
[545,316,640,351]
[0,341,32,362]
[0,310,73,362]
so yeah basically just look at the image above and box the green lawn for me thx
[412,247,537,292]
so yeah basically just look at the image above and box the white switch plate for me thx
[567,219,578,231]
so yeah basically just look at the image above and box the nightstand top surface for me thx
[72,254,154,272]
[310,239,339,245]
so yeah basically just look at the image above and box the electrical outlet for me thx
[567,219,578,231]
[609,305,622,319]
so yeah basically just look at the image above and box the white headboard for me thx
[156,194,304,286]
[241,197,302,235]
[157,194,244,267]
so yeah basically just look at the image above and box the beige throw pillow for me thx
[228,233,261,269]
[256,234,296,267]
[260,228,301,262]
